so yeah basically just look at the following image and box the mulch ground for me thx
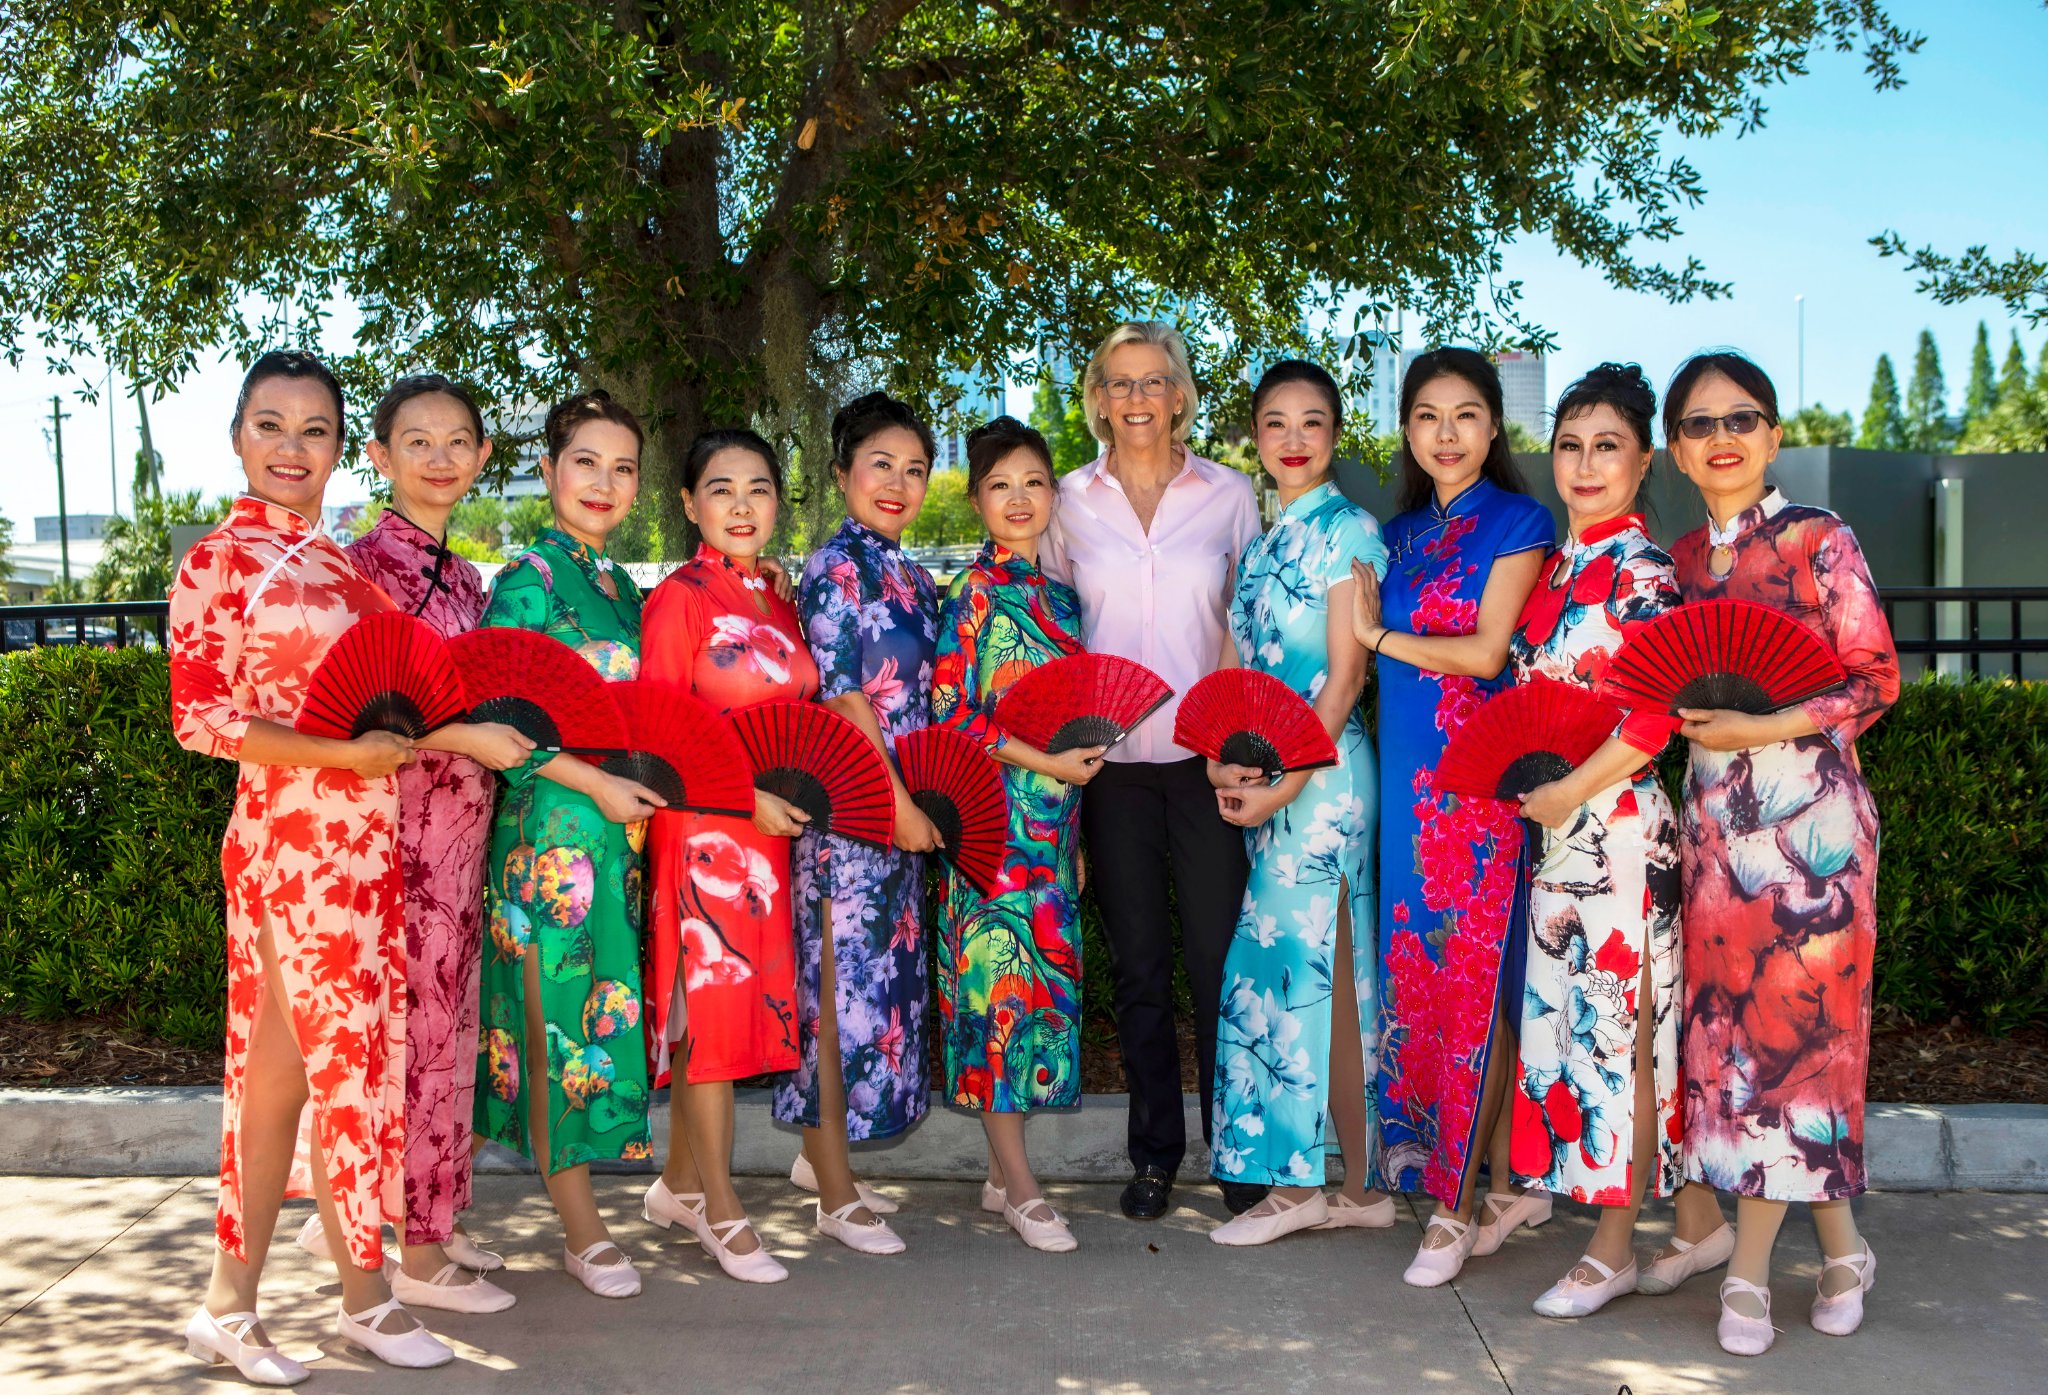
[6,1010,2047,1104]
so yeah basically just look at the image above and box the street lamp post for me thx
[1795,295,1806,413]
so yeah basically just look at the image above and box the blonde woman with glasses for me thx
[1041,321,1263,1222]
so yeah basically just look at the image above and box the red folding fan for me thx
[1436,678,1624,803]
[729,701,896,849]
[445,628,629,753]
[1598,598,1847,715]
[895,726,1008,897]
[595,681,756,817]
[1173,669,1338,777]
[993,653,1173,754]
[296,611,469,741]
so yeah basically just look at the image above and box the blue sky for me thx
[4,0,2045,531]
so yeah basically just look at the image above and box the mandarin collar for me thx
[232,493,317,535]
[1712,486,1787,546]
[1430,475,1495,521]
[693,541,762,576]
[976,539,1041,576]
[1277,479,1339,522]
[839,516,903,554]
[368,506,448,552]
[1573,512,1646,550]
[538,525,613,574]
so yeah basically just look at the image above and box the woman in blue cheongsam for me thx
[774,392,942,1257]
[1207,362,1391,1247]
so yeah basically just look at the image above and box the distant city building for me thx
[1349,331,1403,434]
[936,371,1006,472]
[1495,350,1548,441]
[34,513,113,543]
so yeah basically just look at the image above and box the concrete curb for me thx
[2,1089,2042,1190]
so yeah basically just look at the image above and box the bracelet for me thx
[1371,629,1388,655]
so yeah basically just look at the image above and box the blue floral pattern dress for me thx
[1211,482,1390,1186]
[773,518,938,1140]
[931,542,1087,1113]
[1374,478,1554,1204]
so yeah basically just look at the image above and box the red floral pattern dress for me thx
[168,494,406,1271]
[1504,514,1685,1205]
[641,545,820,1085]
[1373,477,1554,1205]
[345,510,494,1246]
[1673,489,1899,1201]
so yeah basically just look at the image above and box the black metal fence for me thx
[1880,587,2048,681]
[2,589,2045,677]
[0,600,170,653]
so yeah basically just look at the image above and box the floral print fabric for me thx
[641,545,820,1085]
[774,519,937,1140]
[168,494,405,1271]
[931,542,1087,1113]
[1673,489,1898,1201]
[345,509,495,1246]
[1211,483,1389,1186]
[1374,477,1554,1205]
[472,528,653,1173]
[1505,514,1685,1205]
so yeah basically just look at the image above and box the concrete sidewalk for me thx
[1,1177,2041,1395]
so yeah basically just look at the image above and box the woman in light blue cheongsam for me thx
[1207,361,1392,1246]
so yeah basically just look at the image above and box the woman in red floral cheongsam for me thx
[171,352,457,1382]
[639,430,820,1284]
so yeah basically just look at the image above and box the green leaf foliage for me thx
[0,646,236,1047]
[0,1,1921,556]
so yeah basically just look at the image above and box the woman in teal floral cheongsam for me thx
[1207,362,1390,1247]
[931,417,1107,1254]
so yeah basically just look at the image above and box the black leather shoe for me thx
[1120,1166,1173,1220]
[1219,1181,1270,1216]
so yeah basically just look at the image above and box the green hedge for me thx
[3,649,2044,1049]
[0,646,236,1046]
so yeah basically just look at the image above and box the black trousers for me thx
[1081,756,1249,1177]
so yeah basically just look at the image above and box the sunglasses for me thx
[1676,410,1768,440]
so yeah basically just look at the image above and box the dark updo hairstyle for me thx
[543,388,643,460]
[370,373,487,446]
[681,428,783,498]
[231,349,345,442]
[964,416,1054,496]
[1396,347,1526,512]
[1662,350,1781,448]
[1552,362,1656,451]
[1250,359,1344,436]
[830,391,935,480]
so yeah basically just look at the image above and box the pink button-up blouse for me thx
[1042,448,1262,764]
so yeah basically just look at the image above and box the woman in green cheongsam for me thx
[473,391,667,1300]
[931,417,1106,1254]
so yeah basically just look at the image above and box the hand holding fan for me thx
[446,627,629,753]
[895,727,1008,896]
[730,701,896,849]
[1173,669,1338,777]
[1436,678,1624,804]
[1598,599,1846,715]
[594,681,756,816]
[993,653,1173,754]
[296,611,469,740]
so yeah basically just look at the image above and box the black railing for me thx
[1879,587,2048,678]
[0,600,170,652]
[2,588,2044,674]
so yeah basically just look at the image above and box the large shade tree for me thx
[1,2,1917,551]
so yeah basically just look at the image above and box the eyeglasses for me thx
[1676,410,1768,440]
[1102,375,1172,400]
